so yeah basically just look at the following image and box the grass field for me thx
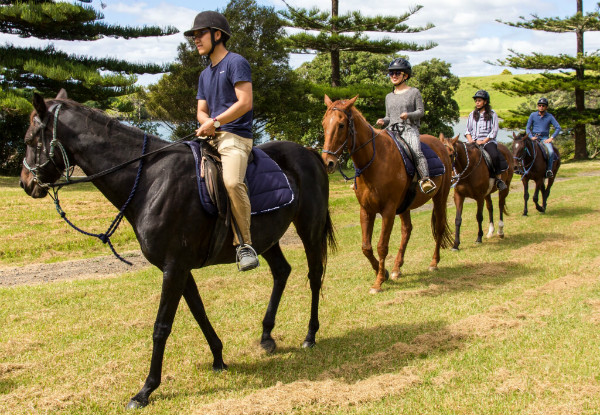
[1,160,600,414]
[455,73,541,117]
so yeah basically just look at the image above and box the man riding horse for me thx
[526,97,562,178]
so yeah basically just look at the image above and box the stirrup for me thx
[419,178,436,194]
[545,170,553,178]
[236,244,260,271]
[496,178,507,191]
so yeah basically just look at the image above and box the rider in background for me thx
[376,58,435,194]
[465,90,507,191]
[526,97,562,178]
[186,11,259,271]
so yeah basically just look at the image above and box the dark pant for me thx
[483,141,503,176]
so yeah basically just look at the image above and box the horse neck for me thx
[348,110,376,167]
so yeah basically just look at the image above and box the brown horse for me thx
[440,135,514,250]
[321,95,453,294]
[512,132,560,215]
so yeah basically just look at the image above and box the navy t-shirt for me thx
[196,52,253,139]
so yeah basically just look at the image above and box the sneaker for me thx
[545,170,553,178]
[236,244,259,271]
[496,178,507,191]
[419,178,436,194]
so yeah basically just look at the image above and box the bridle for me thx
[513,136,536,176]
[449,141,482,186]
[22,104,73,188]
[321,106,382,180]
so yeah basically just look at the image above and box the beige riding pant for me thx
[211,131,253,246]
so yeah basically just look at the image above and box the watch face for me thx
[213,119,220,128]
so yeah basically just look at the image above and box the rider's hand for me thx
[400,112,408,120]
[376,118,384,126]
[196,119,216,137]
[544,138,553,144]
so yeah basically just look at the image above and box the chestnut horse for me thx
[512,132,560,215]
[321,95,453,294]
[440,135,514,250]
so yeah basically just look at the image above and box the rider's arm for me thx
[465,112,474,142]
[406,89,424,121]
[486,111,499,141]
[550,115,562,139]
[526,113,534,138]
[213,81,253,125]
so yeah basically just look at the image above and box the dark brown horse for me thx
[20,90,336,408]
[321,95,453,294]
[512,132,560,215]
[440,135,514,250]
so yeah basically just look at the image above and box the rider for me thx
[526,97,562,178]
[465,90,507,191]
[376,58,435,194]
[185,11,259,271]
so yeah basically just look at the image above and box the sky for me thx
[2,0,599,86]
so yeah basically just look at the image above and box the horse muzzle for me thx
[321,153,338,174]
[20,170,48,198]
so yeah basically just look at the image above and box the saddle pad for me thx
[185,141,294,216]
[388,133,445,177]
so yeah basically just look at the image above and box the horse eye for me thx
[338,123,345,128]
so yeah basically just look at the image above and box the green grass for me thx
[456,73,541,117]
[2,160,600,414]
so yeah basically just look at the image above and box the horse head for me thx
[20,89,70,198]
[321,94,359,173]
[511,131,531,174]
[439,133,460,158]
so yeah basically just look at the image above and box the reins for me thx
[451,141,483,185]
[514,137,536,177]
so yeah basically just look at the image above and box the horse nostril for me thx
[327,161,335,170]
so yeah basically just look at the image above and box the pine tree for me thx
[0,0,178,108]
[494,0,600,160]
[279,0,436,87]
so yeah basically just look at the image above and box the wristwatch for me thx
[212,117,221,128]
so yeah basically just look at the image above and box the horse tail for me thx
[321,208,337,280]
[431,209,453,249]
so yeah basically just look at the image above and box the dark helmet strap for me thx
[208,28,225,58]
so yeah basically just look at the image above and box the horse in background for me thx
[440,134,514,250]
[20,90,336,408]
[512,132,560,215]
[321,95,453,294]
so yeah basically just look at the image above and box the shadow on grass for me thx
[540,205,597,217]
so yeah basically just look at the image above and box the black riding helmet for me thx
[388,58,412,79]
[472,89,490,103]
[537,97,549,106]
[184,11,232,56]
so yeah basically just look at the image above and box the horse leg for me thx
[452,191,464,251]
[485,194,495,238]
[259,243,291,353]
[534,180,545,213]
[391,211,412,280]
[522,178,530,216]
[127,267,188,409]
[475,198,484,244]
[498,190,507,239]
[182,274,227,371]
[370,208,396,294]
[360,207,381,276]
[543,176,555,211]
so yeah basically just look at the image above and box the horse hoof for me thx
[383,269,390,281]
[126,399,147,410]
[498,234,505,239]
[302,340,316,349]
[486,233,493,239]
[369,287,382,294]
[213,362,228,372]
[451,247,459,251]
[390,271,401,280]
[536,206,545,213]
[475,241,482,244]
[428,266,438,272]
[522,213,528,217]
[260,339,277,354]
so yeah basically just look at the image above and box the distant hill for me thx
[455,72,541,117]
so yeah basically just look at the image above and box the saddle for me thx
[536,140,551,161]
[478,144,508,176]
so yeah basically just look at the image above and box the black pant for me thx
[483,141,502,175]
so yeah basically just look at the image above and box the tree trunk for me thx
[330,0,340,87]
[574,0,589,159]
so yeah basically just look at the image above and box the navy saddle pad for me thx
[185,141,294,216]
[388,133,445,177]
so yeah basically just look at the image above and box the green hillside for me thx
[456,73,541,117]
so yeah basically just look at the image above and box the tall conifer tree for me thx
[494,0,600,159]
[279,0,436,87]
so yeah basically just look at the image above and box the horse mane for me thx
[50,98,168,144]
[326,99,372,128]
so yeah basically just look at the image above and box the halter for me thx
[22,104,74,187]
[321,106,381,181]
[513,136,536,177]
[450,141,483,185]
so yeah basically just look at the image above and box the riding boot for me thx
[495,175,507,191]
[236,244,259,271]
[546,155,554,178]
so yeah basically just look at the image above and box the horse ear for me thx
[33,93,47,119]
[451,134,460,145]
[438,133,445,141]
[56,89,68,100]
[324,94,333,107]
[347,95,359,106]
